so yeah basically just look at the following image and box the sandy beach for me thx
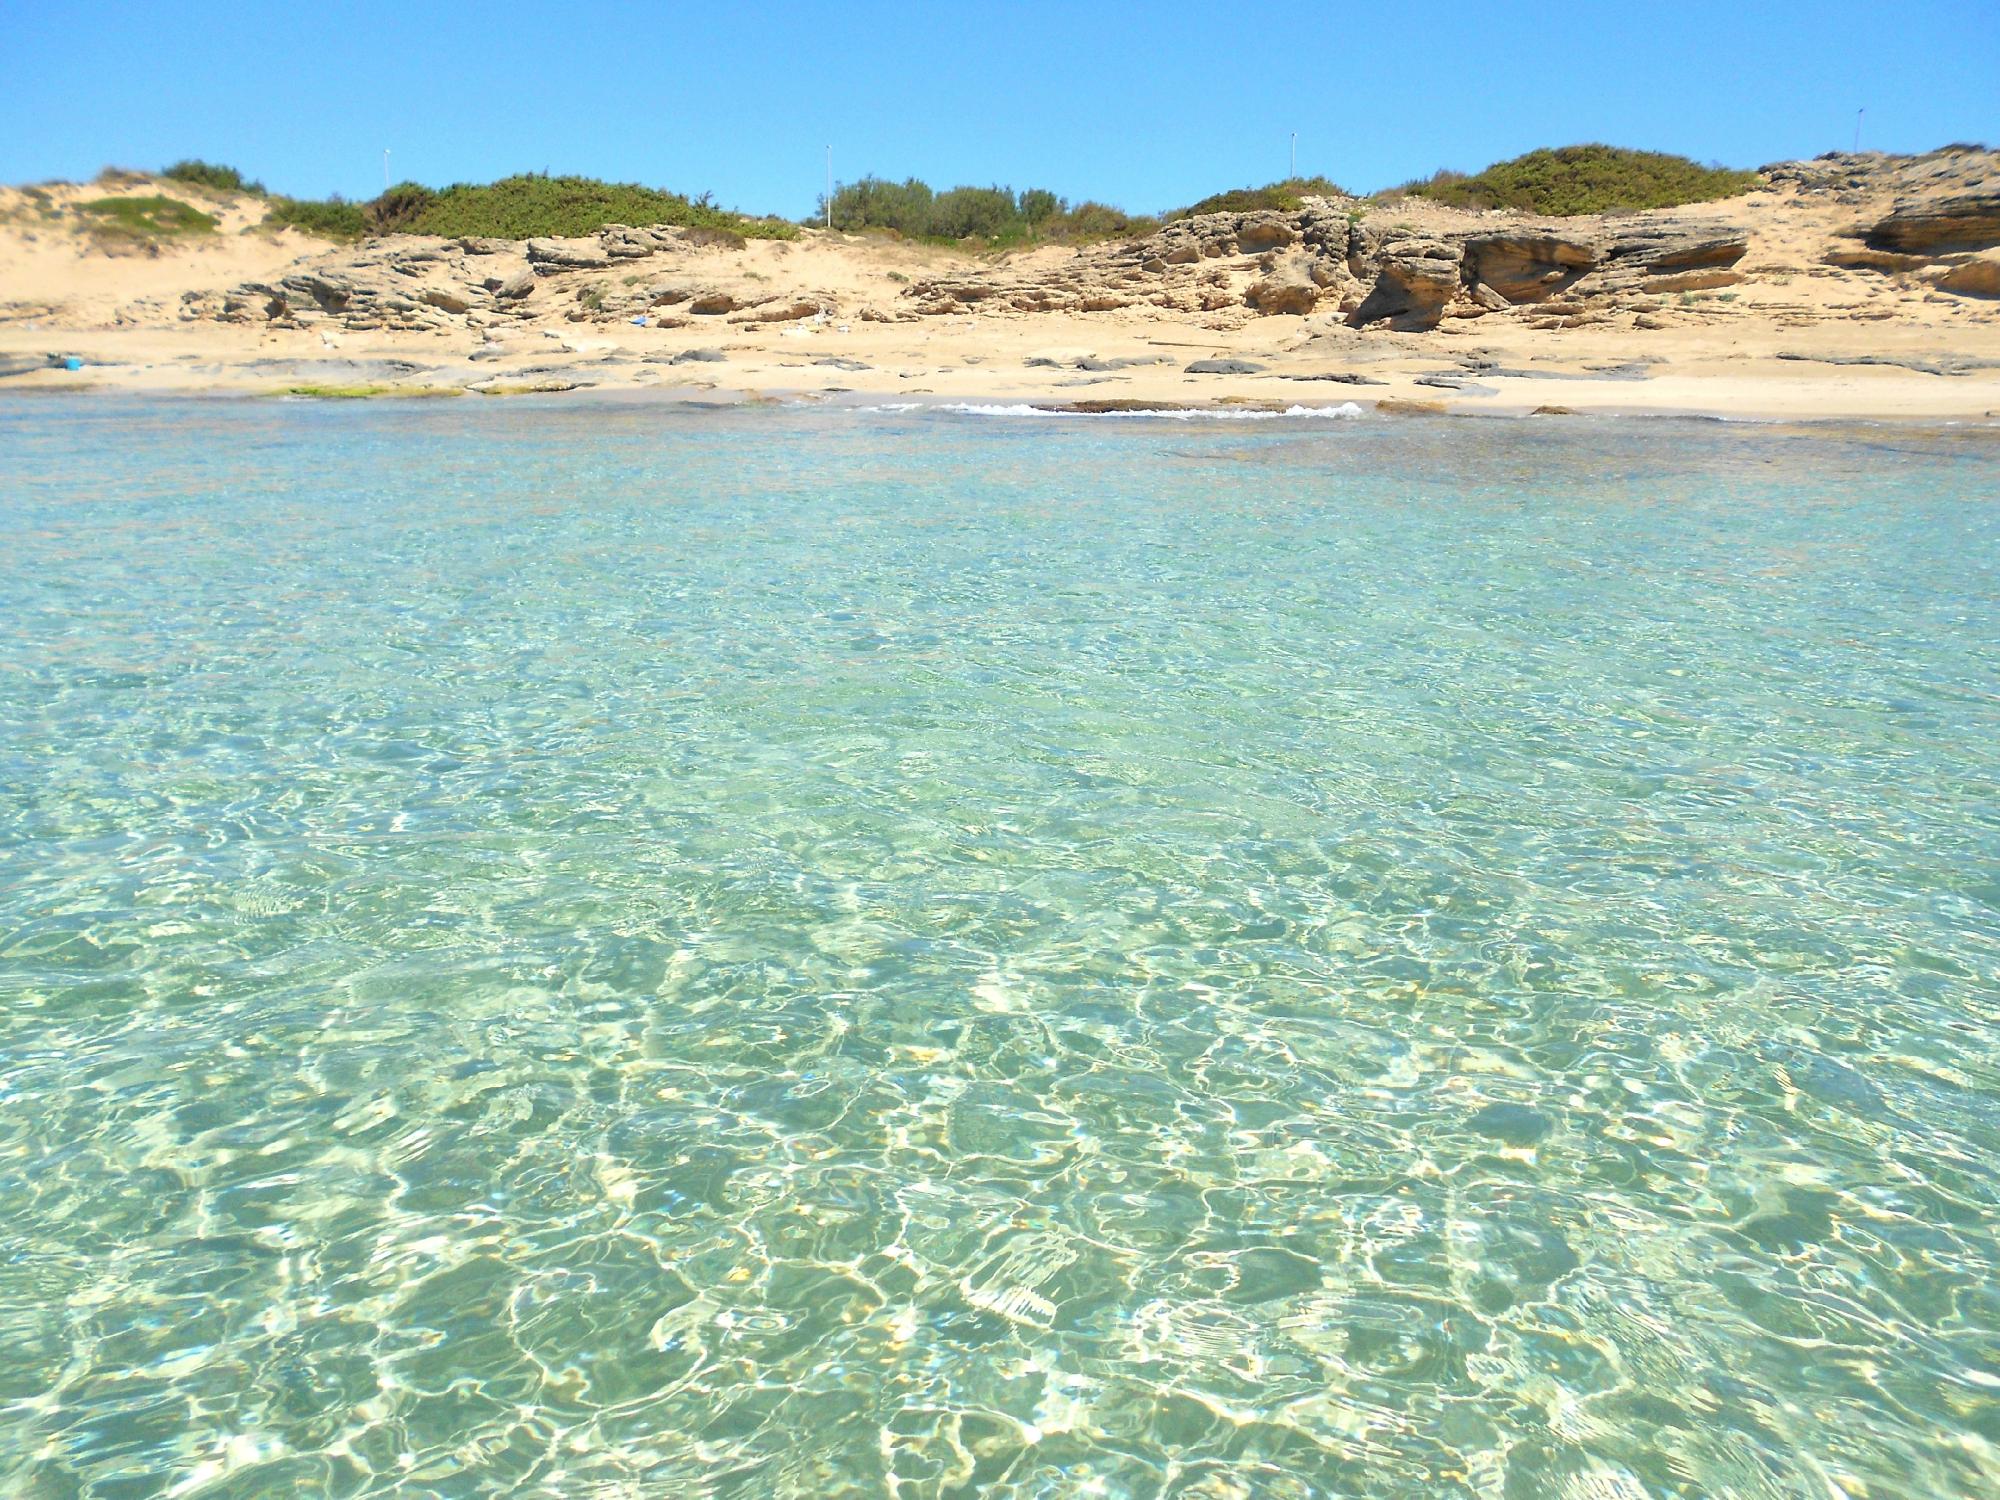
[3,152,1997,422]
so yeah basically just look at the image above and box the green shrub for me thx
[365,181,438,233]
[259,173,790,243]
[1395,146,1759,215]
[76,195,219,238]
[384,174,794,239]
[821,177,1150,245]
[266,196,368,240]
[927,185,1018,240]
[682,225,747,250]
[824,176,935,235]
[163,160,264,195]
[1168,176,1349,219]
[1019,188,1060,225]
[1042,200,1159,244]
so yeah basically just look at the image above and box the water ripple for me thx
[1,400,1997,1496]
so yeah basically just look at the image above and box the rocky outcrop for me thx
[1641,269,1744,293]
[1865,191,2000,254]
[1244,270,1320,315]
[730,297,826,323]
[194,221,762,334]
[525,237,611,271]
[1823,246,1932,272]
[883,195,1766,334]
[1464,233,1599,303]
[1564,227,1750,302]
[1348,240,1463,330]
[197,253,496,332]
[175,146,1994,347]
[1938,252,2000,297]
[1236,216,1296,253]
[1605,227,1750,274]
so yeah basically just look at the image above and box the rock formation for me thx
[181,145,2000,343]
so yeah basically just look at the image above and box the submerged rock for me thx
[1468,1102,1552,1146]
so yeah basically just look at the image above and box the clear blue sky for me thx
[3,1,1993,215]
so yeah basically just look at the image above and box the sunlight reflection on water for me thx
[1,398,1997,1497]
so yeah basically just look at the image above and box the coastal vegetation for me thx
[359,175,796,240]
[75,194,219,240]
[122,149,1761,252]
[266,195,369,240]
[163,159,265,195]
[154,163,795,243]
[1386,146,1759,215]
[813,154,1749,243]
[820,178,1157,245]
[1167,176,1349,219]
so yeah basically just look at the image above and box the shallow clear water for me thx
[2,398,1998,1498]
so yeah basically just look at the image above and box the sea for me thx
[2,396,1997,1497]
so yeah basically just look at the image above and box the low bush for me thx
[265,196,368,240]
[259,173,792,244]
[821,177,1153,245]
[1167,176,1349,219]
[1392,146,1759,215]
[163,160,264,195]
[381,174,795,240]
[76,195,219,238]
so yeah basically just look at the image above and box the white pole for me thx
[383,148,391,190]
[1853,108,1864,154]
[825,146,832,230]
[1290,132,1297,179]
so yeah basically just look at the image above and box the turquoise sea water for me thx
[2,398,1998,1498]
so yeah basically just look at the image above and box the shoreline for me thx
[4,365,1998,429]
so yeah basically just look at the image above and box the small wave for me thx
[857,402,924,413]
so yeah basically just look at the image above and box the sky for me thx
[2,1,1993,216]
